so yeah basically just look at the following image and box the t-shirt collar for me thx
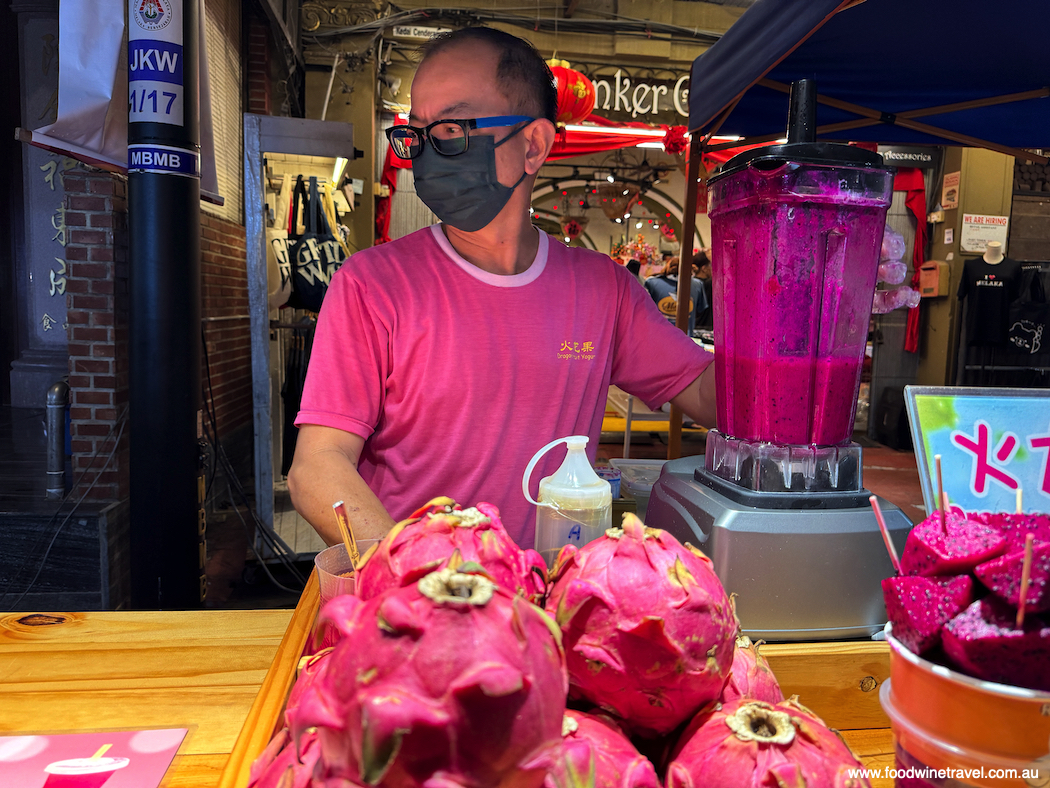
[429,224,548,288]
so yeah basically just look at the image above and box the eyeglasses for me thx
[386,115,535,160]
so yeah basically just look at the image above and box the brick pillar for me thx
[247,16,271,115]
[63,171,130,503]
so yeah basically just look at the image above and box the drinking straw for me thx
[869,495,900,574]
[1016,533,1035,629]
[934,454,946,533]
[332,501,360,566]
[90,744,112,760]
[1016,486,1023,514]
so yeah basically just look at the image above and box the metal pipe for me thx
[45,380,69,500]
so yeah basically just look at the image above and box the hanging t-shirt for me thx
[296,225,713,547]
[957,257,1023,346]
[643,274,707,334]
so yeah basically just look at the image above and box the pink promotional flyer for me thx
[0,728,189,788]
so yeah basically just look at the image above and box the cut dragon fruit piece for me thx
[972,512,1050,552]
[882,575,975,656]
[899,511,1006,577]
[975,540,1050,613]
[941,597,1050,692]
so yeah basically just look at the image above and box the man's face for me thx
[409,42,529,188]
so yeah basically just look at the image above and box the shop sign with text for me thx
[584,69,690,121]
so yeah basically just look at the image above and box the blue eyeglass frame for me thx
[386,115,535,159]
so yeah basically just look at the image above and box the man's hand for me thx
[670,362,718,428]
[287,425,396,546]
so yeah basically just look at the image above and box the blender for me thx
[646,81,913,641]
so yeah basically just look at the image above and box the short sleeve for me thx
[610,267,713,410]
[295,268,388,439]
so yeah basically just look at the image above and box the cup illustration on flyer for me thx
[42,745,128,788]
[0,728,188,788]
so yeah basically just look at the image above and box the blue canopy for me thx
[688,0,1050,157]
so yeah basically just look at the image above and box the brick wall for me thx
[61,174,253,504]
[201,211,251,440]
[246,16,270,115]
[63,171,130,503]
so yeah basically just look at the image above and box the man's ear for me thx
[523,119,557,175]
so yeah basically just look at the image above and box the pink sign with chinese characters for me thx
[906,387,1050,516]
[0,728,188,788]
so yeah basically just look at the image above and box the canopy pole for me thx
[668,132,705,461]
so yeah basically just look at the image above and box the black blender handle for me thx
[787,79,817,144]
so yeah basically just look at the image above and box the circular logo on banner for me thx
[135,0,172,32]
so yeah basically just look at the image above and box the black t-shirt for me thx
[957,257,1022,345]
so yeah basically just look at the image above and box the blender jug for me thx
[709,145,893,447]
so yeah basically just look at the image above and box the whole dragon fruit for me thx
[720,635,784,705]
[545,513,736,737]
[544,710,660,788]
[248,727,324,788]
[665,698,871,788]
[289,568,567,788]
[882,574,975,656]
[355,497,547,602]
[899,510,1006,577]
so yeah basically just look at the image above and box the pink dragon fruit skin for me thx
[899,510,1006,577]
[545,513,737,737]
[941,597,1050,691]
[665,698,871,788]
[972,512,1050,552]
[248,727,324,788]
[355,498,547,603]
[720,635,785,705]
[543,710,660,788]
[975,540,1050,613]
[882,574,975,656]
[289,568,567,788]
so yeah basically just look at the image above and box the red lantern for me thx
[547,59,596,126]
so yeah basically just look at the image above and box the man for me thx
[644,256,708,335]
[694,250,714,330]
[289,27,716,547]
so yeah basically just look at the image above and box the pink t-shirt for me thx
[296,225,712,546]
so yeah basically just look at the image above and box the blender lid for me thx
[711,140,887,182]
[711,79,888,181]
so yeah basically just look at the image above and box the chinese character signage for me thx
[906,386,1050,516]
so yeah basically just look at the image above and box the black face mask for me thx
[411,126,528,232]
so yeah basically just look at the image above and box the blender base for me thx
[647,455,913,642]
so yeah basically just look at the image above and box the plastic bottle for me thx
[523,436,612,567]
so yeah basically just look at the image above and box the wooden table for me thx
[0,588,895,788]
[0,606,294,787]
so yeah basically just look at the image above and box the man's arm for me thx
[670,361,718,428]
[287,424,396,546]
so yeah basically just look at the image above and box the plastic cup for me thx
[595,467,621,499]
[42,757,130,788]
[315,544,357,608]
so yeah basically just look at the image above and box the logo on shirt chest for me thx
[558,340,597,360]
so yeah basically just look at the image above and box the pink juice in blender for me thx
[709,151,893,447]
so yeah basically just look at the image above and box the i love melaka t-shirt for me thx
[296,225,712,546]
[957,257,1023,346]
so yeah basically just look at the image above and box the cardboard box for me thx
[919,260,950,297]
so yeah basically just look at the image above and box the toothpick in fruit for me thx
[1016,533,1035,629]
[935,454,946,534]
